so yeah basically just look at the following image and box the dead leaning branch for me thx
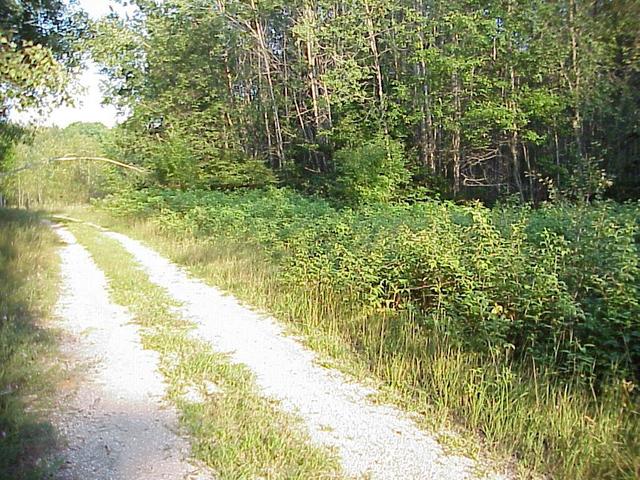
[0,155,148,179]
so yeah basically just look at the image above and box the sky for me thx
[10,0,133,129]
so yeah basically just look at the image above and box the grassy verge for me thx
[0,209,62,479]
[64,205,640,479]
[64,221,343,480]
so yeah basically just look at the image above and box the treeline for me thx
[94,0,640,202]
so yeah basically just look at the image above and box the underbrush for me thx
[97,188,640,479]
[0,209,61,479]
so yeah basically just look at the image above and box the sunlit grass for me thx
[66,221,343,480]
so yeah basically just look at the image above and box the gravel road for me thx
[106,230,509,480]
[51,224,210,480]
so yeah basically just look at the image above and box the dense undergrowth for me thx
[0,210,61,479]
[99,188,640,479]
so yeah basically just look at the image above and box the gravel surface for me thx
[51,225,210,480]
[107,230,508,480]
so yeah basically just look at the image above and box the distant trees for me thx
[0,123,126,207]
[94,0,640,202]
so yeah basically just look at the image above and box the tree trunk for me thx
[511,131,524,200]
[451,33,462,194]
[363,0,388,135]
[304,4,323,170]
[416,0,435,171]
[251,0,285,168]
[568,0,584,159]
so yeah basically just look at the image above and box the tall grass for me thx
[86,188,640,479]
[0,209,61,479]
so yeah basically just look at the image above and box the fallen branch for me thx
[0,155,148,179]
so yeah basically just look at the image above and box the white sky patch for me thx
[78,0,134,20]
[10,1,136,129]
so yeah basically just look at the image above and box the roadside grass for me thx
[65,221,343,480]
[0,209,62,479]
[62,206,640,479]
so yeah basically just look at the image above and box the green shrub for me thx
[102,188,640,384]
[145,130,199,189]
[333,136,410,205]
[99,188,640,478]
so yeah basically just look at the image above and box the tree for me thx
[0,0,85,118]
[90,0,640,202]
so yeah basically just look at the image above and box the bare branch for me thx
[0,156,148,179]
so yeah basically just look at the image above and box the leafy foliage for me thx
[102,188,640,384]
[91,0,640,202]
[0,0,85,118]
[0,36,69,114]
[1,0,74,49]
[333,136,409,204]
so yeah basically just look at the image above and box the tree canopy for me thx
[0,0,86,117]
[92,0,639,202]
